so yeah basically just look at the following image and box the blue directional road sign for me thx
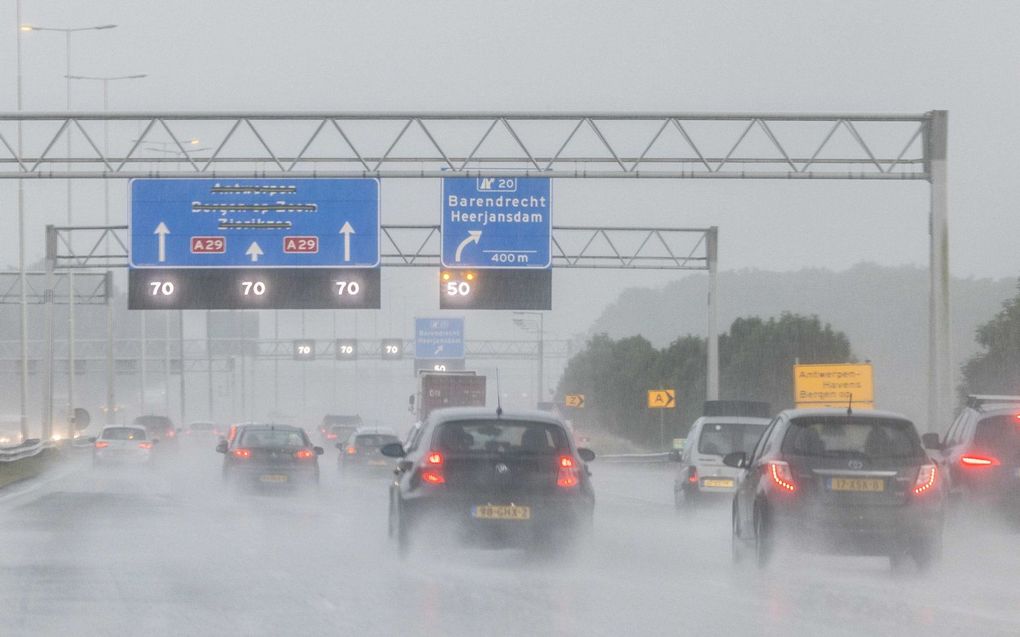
[415,317,465,360]
[441,177,551,268]
[130,178,379,268]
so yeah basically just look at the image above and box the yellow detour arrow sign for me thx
[647,389,676,409]
[794,363,874,409]
[565,394,585,408]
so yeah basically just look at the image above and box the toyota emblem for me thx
[848,460,864,470]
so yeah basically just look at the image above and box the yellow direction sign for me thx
[565,394,585,408]
[648,389,676,409]
[794,363,874,409]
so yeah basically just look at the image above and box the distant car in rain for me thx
[319,414,363,445]
[337,427,400,475]
[726,408,945,570]
[928,395,1020,523]
[182,421,221,447]
[217,424,323,490]
[92,425,155,467]
[383,407,596,557]
[131,415,179,451]
[674,401,771,511]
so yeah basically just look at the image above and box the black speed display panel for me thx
[439,268,551,310]
[128,268,381,310]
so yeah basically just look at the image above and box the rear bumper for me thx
[771,500,944,554]
[94,450,151,465]
[226,464,319,488]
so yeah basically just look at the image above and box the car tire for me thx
[731,506,744,565]
[396,505,412,560]
[753,506,772,569]
[910,531,943,572]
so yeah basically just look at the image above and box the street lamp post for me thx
[513,312,545,406]
[67,73,146,428]
[21,22,117,437]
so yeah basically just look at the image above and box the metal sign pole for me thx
[707,227,720,401]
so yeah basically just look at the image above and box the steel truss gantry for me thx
[4,110,949,428]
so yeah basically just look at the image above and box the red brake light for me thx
[327,433,337,440]
[166,429,175,438]
[294,449,314,460]
[232,448,252,459]
[346,446,357,455]
[421,450,445,485]
[138,442,153,450]
[557,455,581,488]
[913,463,937,495]
[687,467,699,484]
[94,440,109,449]
[960,454,999,467]
[767,461,797,492]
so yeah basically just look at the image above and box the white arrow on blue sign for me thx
[441,177,551,269]
[130,178,379,268]
[415,317,465,360]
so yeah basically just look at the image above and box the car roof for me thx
[352,427,398,436]
[779,407,913,422]
[694,415,772,427]
[102,424,145,431]
[240,424,302,431]
[971,404,1020,418]
[428,407,566,427]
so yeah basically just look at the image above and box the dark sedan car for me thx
[383,407,595,557]
[217,424,323,490]
[726,408,945,570]
[132,415,179,451]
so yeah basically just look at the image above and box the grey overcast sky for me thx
[2,0,1018,280]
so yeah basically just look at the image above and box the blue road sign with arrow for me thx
[415,317,465,359]
[130,178,379,268]
[441,177,551,269]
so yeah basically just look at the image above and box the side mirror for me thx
[722,451,747,469]
[314,446,324,456]
[215,440,228,454]
[380,442,406,458]
[577,447,596,462]
[921,433,943,450]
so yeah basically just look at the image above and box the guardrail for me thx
[0,439,53,462]
[597,451,677,464]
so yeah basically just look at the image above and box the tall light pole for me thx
[21,22,117,436]
[16,8,29,439]
[513,312,545,406]
[67,73,145,427]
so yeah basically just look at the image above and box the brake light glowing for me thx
[557,455,581,488]
[166,429,175,438]
[327,433,337,440]
[960,454,999,467]
[767,461,797,492]
[346,446,357,455]
[421,450,445,485]
[232,448,252,459]
[94,440,109,449]
[138,442,153,450]
[913,463,938,495]
[294,449,314,460]
[688,467,699,484]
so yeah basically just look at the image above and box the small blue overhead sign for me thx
[130,178,379,268]
[441,177,551,269]
[415,317,465,360]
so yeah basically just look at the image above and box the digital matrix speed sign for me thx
[128,178,381,309]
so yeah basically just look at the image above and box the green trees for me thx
[556,313,854,447]
[959,282,1020,400]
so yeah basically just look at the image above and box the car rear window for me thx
[355,434,399,448]
[239,429,307,448]
[697,423,767,456]
[974,415,1020,452]
[435,420,569,455]
[782,417,923,459]
[189,422,214,431]
[101,427,147,441]
[133,416,173,431]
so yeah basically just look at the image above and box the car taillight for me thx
[557,455,581,488]
[166,429,175,438]
[138,442,153,450]
[345,446,357,455]
[913,463,937,495]
[232,448,252,459]
[766,460,797,492]
[421,450,445,485]
[960,454,1000,467]
[294,449,315,460]
[94,440,109,449]
[687,466,699,484]
[327,433,337,440]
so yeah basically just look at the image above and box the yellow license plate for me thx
[830,477,884,492]
[260,474,289,483]
[471,504,531,520]
[702,478,734,488]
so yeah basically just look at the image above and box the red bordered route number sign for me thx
[190,236,226,253]
[283,236,319,254]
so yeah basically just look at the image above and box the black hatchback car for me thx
[382,407,596,556]
[726,408,945,570]
[217,424,323,490]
